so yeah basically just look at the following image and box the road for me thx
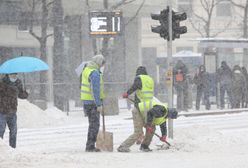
[3,110,248,153]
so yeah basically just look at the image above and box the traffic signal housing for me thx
[151,7,187,40]
[151,8,169,39]
[172,11,187,40]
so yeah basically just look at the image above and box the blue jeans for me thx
[0,113,17,148]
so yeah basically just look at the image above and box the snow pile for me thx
[17,99,68,128]
[0,139,14,161]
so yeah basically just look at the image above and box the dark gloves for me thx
[19,90,28,99]
[168,108,178,119]
[160,135,167,142]
[122,92,128,98]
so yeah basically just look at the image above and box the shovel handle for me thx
[154,132,171,146]
[127,98,135,103]
[102,107,106,135]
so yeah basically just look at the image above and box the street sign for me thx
[166,69,173,85]
[89,11,122,36]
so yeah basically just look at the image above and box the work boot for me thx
[117,146,130,152]
[139,144,152,152]
[85,147,101,152]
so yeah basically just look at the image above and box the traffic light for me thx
[151,8,169,39]
[172,11,187,40]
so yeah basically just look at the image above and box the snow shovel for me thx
[96,109,113,152]
[153,131,172,150]
[154,132,171,146]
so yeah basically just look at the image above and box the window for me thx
[177,0,192,17]
[0,1,22,25]
[18,12,31,31]
[216,1,231,17]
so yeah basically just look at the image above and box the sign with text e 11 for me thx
[89,11,123,36]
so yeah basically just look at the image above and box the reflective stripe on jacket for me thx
[136,75,154,101]
[80,66,105,100]
[138,100,168,125]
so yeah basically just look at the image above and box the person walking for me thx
[173,60,189,111]
[80,54,106,152]
[216,61,233,109]
[193,65,211,110]
[0,73,28,148]
[138,99,178,151]
[117,66,154,152]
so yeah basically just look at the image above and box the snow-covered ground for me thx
[1,99,248,168]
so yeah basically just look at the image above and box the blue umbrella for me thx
[0,56,49,74]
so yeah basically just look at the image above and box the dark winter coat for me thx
[216,61,232,86]
[146,105,167,136]
[126,66,149,107]
[173,60,188,81]
[231,65,246,108]
[0,75,28,115]
[193,65,210,89]
[241,67,248,103]
[173,60,189,89]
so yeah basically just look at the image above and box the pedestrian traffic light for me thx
[151,8,169,39]
[172,11,187,40]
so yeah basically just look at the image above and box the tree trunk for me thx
[53,0,68,111]
[39,39,48,101]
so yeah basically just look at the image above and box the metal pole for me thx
[167,0,173,139]
[47,46,54,108]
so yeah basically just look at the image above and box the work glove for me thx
[122,92,128,98]
[146,125,154,134]
[160,135,167,143]
[97,105,104,115]
[168,108,178,119]
[160,135,167,142]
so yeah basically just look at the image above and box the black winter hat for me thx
[136,66,148,76]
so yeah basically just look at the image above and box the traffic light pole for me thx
[150,1,187,139]
[167,0,174,139]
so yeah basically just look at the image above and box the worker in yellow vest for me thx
[117,66,154,152]
[138,100,178,151]
[80,54,105,152]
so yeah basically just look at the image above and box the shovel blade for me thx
[96,130,113,152]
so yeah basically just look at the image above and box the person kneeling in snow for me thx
[138,100,177,152]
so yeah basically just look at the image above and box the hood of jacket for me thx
[199,65,206,73]
[87,54,105,68]
[136,66,148,76]
[233,65,241,72]
[175,60,185,69]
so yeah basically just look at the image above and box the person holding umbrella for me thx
[0,73,28,148]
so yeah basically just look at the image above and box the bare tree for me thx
[28,0,53,62]
[189,0,231,37]
[26,0,54,100]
